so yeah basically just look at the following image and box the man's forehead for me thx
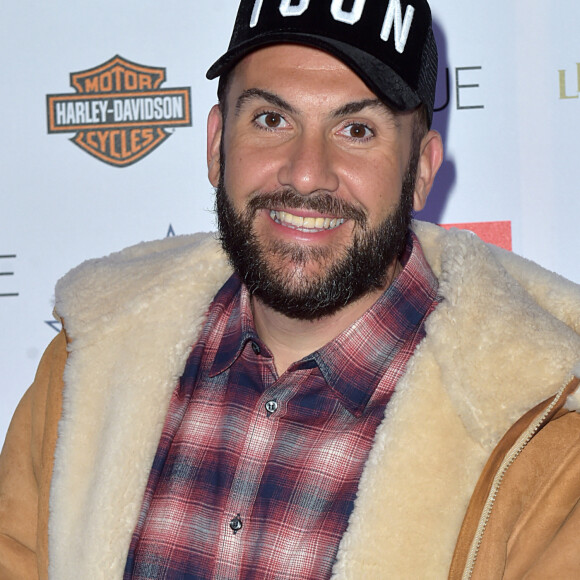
[224,44,405,124]
[230,44,381,100]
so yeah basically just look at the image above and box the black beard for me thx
[216,157,417,321]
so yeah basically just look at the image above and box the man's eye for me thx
[255,112,287,129]
[343,123,373,140]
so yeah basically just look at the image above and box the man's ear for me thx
[413,130,444,212]
[207,104,223,187]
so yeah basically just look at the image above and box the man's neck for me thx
[251,261,401,375]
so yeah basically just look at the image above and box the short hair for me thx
[217,73,232,116]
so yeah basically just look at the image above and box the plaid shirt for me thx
[125,232,440,580]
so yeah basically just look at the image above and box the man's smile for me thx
[269,209,346,233]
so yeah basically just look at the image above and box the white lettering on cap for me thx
[381,0,415,53]
[279,0,310,17]
[331,0,366,25]
[250,0,264,27]
[249,0,416,55]
[251,0,310,27]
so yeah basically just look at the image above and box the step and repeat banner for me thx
[2,0,579,442]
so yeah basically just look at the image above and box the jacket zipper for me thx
[461,375,576,580]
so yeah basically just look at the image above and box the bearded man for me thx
[1,0,580,578]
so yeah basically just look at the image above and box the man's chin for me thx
[243,250,366,320]
[255,260,329,294]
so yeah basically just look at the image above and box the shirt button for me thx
[229,514,243,534]
[251,341,261,355]
[265,400,278,414]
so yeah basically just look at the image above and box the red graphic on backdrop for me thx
[46,56,192,167]
[439,221,512,250]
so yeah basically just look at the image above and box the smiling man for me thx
[1,1,580,579]
[208,43,442,373]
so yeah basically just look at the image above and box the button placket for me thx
[214,387,283,576]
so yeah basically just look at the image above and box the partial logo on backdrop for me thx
[558,63,580,100]
[439,221,512,251]
[0,254,18,298]
[46,55,192,167]
[434,66,485,112]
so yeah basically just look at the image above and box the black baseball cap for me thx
[207,0,438,126]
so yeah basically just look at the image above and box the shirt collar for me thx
[210,274,262,376]
[209,232,439,415]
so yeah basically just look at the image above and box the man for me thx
[1,0,579,578]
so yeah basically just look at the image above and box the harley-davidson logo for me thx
[46,55,192,167]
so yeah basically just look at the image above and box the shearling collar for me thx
[413,221,580,446]
[333,222,580,578]
[50,222,580,579]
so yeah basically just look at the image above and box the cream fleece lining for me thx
[48,222,580,579]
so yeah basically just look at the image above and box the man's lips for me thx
[269,209,346,233]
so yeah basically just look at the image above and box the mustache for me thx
[244,188,367,227]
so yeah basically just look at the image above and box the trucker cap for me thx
[207,0,438,125]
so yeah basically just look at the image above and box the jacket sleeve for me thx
[0,332,67,580]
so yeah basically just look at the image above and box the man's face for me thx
[208,45,435,319]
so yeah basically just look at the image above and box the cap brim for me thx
[206,33,421,113]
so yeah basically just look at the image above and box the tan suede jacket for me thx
[1,222,579,579]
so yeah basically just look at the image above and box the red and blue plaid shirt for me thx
[125,232,440,579]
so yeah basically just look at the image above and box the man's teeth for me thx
[269,210,345,232]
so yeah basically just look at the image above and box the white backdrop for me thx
[2,0,579,444]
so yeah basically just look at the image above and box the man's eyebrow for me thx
[331,98,397,122]
[235,88,297,116]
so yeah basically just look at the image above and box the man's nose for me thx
[277,131,340,196]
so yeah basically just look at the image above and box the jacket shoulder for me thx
[412,220,580,334]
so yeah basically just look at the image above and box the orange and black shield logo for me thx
[47,55,192,167]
